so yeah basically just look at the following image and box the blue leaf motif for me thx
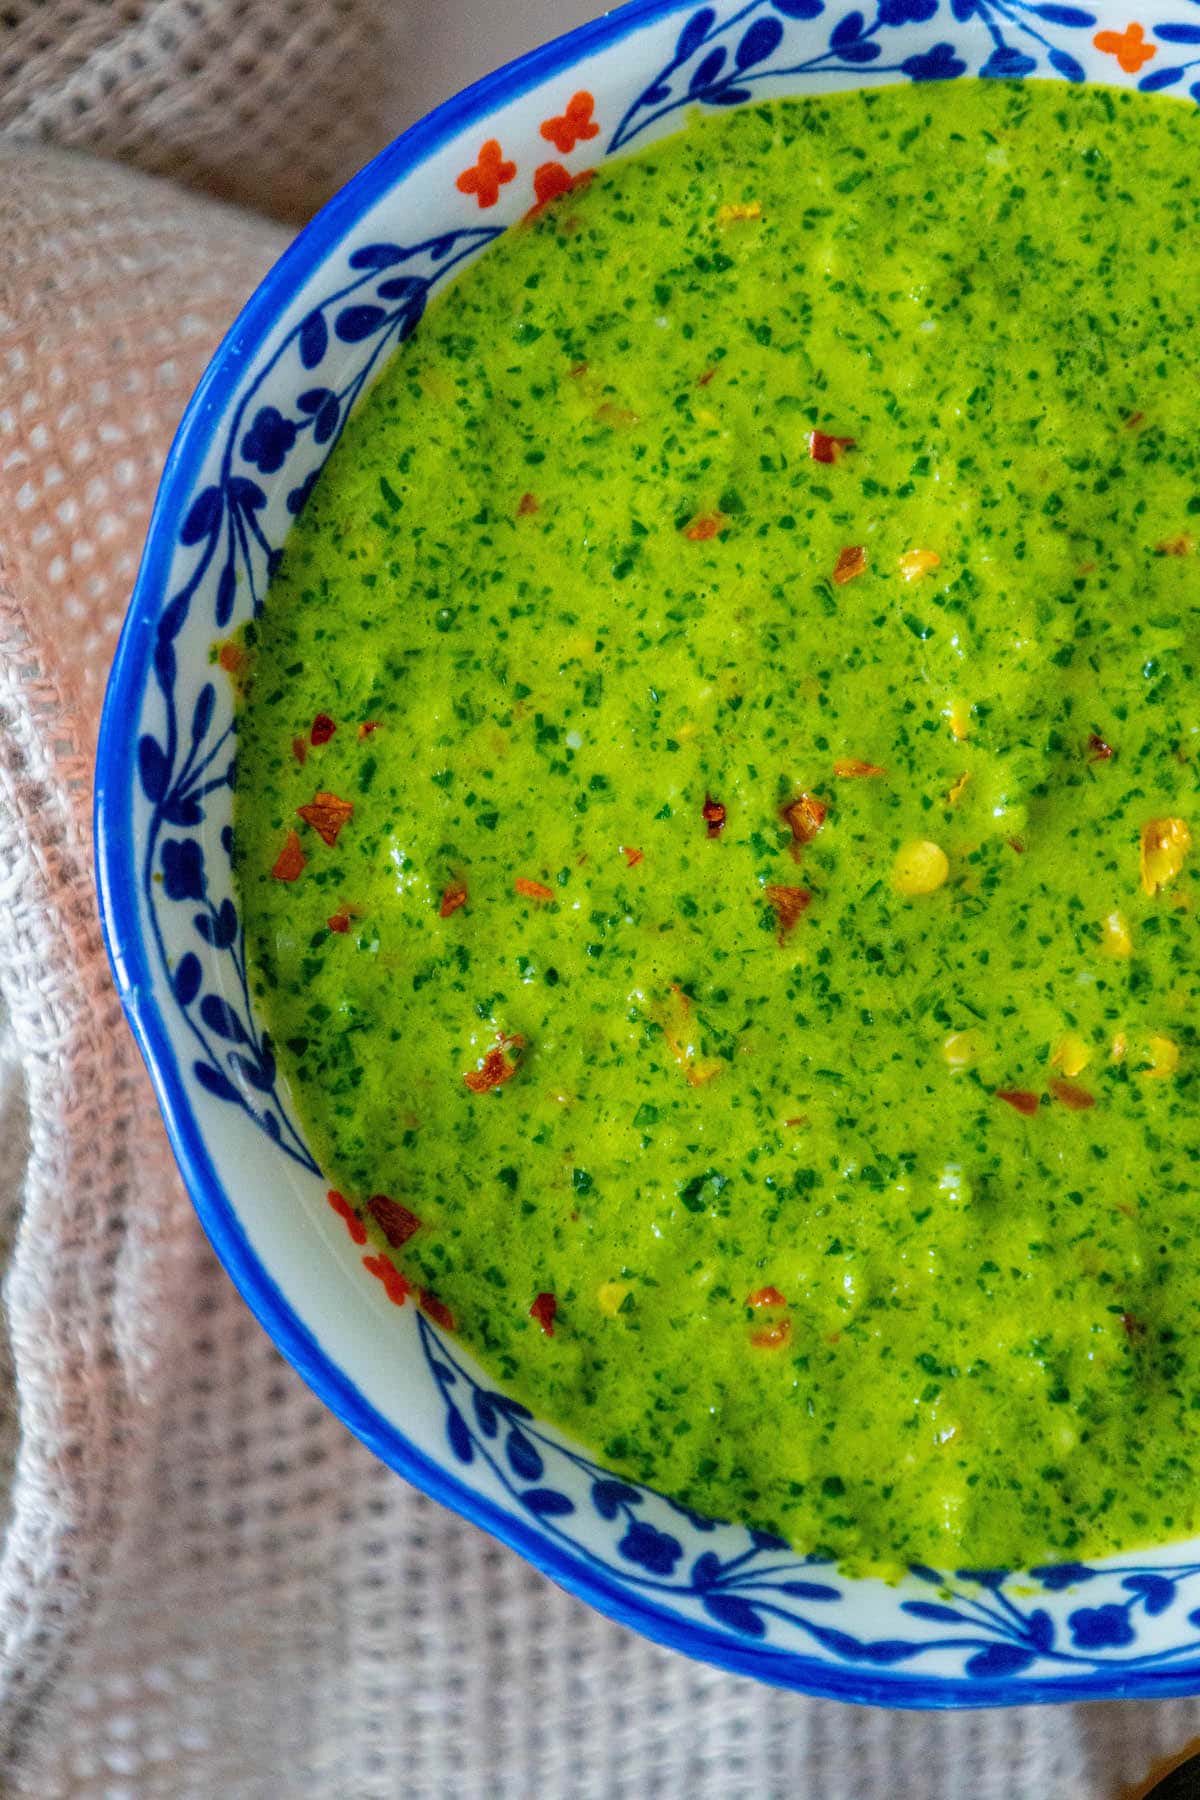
[159,591,190,643]
[193,1060,241,1105]
[1068,1603,1135,1649]
[377,275,423,301]
[162,838,205,901]
[902,41,968,79]
[706,86,753,105]
[690,45,728,90]
[261,1109,281,1141]
[1192,79,1200,102]
[908,1563,946,1585]
[965,1643,1037,1678]
[505,1427,544,1483]
[591,1479,641,1520]
[1027,3,1094,21]
[314,396,340,445]
[1140,65,1185,89]
[162,792,203,827]
[839,39,883,60]
[1122,1574,1176,1617]
[523,1488,575,1518]
[676,7,716,62]
[702,1593,767,1637]
[446,1405,474,1464]
[1047,44,1086,79]
[902,1600,971,1625]
[1025,1608,1055,1652]
[287,471,319,517]
[211,898,238,949]
[199,994,247,1043]
[227,476,267,511]
[954,1568,1009,1591]
[349,242,406,269]
[335,303,388,343]
[691,1551,723,1589]
[230,1050,277,1093]
[750,1528,789,1551]
[1031,1562,1096,1590]
[981,44,1039,76]
[472,1388,499,1439]
[950,0,976,17]
[297,387,332,414]
[173,952,203,1007]
[298,310,328,370]
[181,485,222,545]
[191,682,216,744]
[773,0,824,14]
[215,561,236,629]
[617,1520,683,1575]
[879,0,937,21]
[775,1581,840,1601]
[831,10,866,46]
[138,734,169,802]
[735,16,784,66]
[154,638,176,696]
[1157,22,1200,40]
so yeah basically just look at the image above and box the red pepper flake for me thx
[363,1254,411,1307]
[1124,410,1145,431]
[217,640,246,675]
[697,366,717,386]
[832,545,867,586]
[569,361,589,378]
[702,793,727,837]
[996,1089,1039,1116]
[833,758,886,779]
[515,876,555,902]
[530,1291,558,1336]
[1088,733,1114,762]
[750,1317,792,1349]
[684,512,726,542]
[439,882,468,918]
[310,713,336,746]
[358,720,382,739]
[622,846,644,867]
[368,1193,422,1247]
[1049,1077,1096,1112]
[809,430,856,465]
[1007,837,1026,855]
[271,829,306,882]
[784,1115,808,1128]
[1157,534,1193,558]
[291,736,308,766]
[464,1046,519,1093]
[327,1188,366,1246]
[1120,1310,1147,1341]
[781,792,827,855]
[419,1288,457,1331]
[297,789,353,846]
[747,1286,787,1308]
[517,492,540,516]
[327,911,352,934]
[765,884,811,942]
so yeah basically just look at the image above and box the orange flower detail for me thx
[456,139,516,209]
[529,161,593,215]
[1093,21,1156,69]
[327,1189,366,1246]
[362,1254,411,1307]
[540,90,599,154]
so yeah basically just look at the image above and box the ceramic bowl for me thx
[95,0,1200,1706]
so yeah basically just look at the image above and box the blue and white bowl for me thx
[95,0,1200,1706]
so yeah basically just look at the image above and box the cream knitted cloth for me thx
[0,10,1197,1797]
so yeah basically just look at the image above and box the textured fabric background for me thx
[0,6,1197,1795]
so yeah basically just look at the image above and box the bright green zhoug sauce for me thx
[235,81,1200,1573]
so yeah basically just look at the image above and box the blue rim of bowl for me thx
[93,0,1200,1706]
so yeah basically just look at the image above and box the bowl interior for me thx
[96,0,1200,1704]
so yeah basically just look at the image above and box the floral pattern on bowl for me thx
[96,0,1200,1706]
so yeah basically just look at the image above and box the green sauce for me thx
[235,80,1200,1573]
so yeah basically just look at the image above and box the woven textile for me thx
[0,17,1197,1798]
